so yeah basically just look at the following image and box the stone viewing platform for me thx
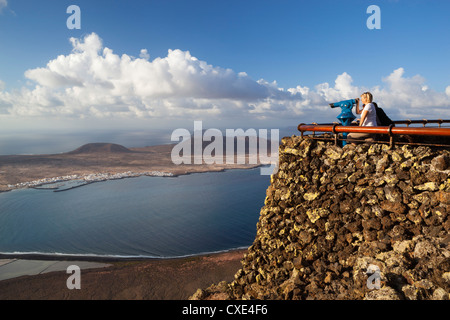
[192,135,449,300]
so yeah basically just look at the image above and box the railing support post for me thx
[332,124,339,146]
[388,124,395,149]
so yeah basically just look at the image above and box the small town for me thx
[7,171,174,190]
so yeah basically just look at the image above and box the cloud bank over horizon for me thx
[0,32,449,128]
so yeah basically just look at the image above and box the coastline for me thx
[0,248,247,300]
[4,170,174,193]
[1,165,264,193]
[0,245,251,263]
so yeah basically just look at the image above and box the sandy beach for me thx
[0,249,246,300]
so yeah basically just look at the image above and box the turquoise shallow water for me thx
[0,168,269,258]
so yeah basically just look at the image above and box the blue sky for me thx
[0,0,449,135]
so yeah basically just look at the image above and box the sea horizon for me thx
[0,126,296,156]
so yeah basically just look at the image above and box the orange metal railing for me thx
[297,120,450,148]
[393,119,450,127]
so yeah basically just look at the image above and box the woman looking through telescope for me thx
[347,92,377,142]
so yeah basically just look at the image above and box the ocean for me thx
[0,168,269,259]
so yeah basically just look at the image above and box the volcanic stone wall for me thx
[192,136,450,300]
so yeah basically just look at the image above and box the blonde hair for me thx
[361,92,373,103]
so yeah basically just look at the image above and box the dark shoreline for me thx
[0,249,247,300]
[0,247,249,263]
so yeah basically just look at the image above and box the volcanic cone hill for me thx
[67,143,134,154]
[192,135,450,300]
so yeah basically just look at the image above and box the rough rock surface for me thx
[191,136,450,300]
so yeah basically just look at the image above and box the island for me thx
[0,142,264,192]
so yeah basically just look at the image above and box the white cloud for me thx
[0,0,7,12]
[370,68,450,119]
[0,33,449,126]
[0,33,294,120]
[139,49,150,60]
[299,68,450,121]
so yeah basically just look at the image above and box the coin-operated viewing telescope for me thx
[329,99,357,145]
